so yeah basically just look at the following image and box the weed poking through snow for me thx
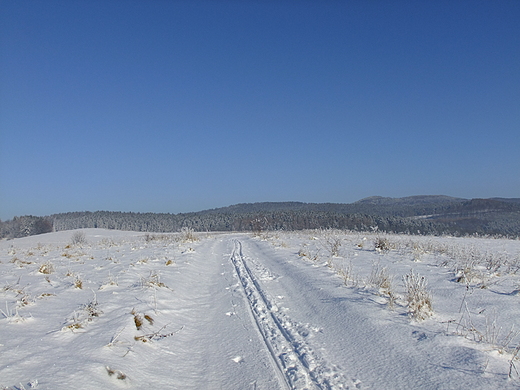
[38,261,54,275]
[403,270,433,321]
[106,366,127,380]
[70,231,87,246]
[62,294,102,331]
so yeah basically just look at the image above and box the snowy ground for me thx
[1,228,520,389]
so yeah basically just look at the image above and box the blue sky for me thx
[1,0,519,220]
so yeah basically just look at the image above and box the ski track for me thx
[230,239,357,390]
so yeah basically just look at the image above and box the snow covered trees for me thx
[0,216,53,239]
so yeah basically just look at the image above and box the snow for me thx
[1,228,520,389]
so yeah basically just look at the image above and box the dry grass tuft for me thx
[132,309,143,330]
[180,226,198,242]
[131,309,154,331]
[374,237,391,253]
[403,269,433,321]
[74,277,83,289]
[140,271,169,289]
[144,314,154,325]
[38,261,55,274]
[106,366,127,380]
[134,325,184,343]
[37,293,56,299]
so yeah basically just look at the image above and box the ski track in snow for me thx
[230,239,356,390]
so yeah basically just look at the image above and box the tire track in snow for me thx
[230,239,355,390]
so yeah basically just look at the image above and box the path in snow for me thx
[230,239,357,389]
[225,236,516,389]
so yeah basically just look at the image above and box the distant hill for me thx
[491,198,520,204]
[1,196,519,239]
[202,196,468,216]
[354,195,466,206]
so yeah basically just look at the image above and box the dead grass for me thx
[403,269,433,321]
[38,261,55,274]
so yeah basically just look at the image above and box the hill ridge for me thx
[1,196,519,239]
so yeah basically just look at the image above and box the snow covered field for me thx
[1,228,520,389]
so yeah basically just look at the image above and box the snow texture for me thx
[1,228,520,389]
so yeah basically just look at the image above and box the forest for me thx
[1,196,519,239]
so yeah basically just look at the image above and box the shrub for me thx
[326,236,342,257]
[369,263,396,308]
[369,263,393,291]
[180,227,197,242]
[403,270,433,320]
[140,271,169,289]
[63,296,102,331]
[336,261,357,287]
[374,237,391,252]
[71,231,87,246]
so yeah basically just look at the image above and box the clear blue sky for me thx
[1,0,519,220]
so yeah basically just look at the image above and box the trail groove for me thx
[230,239,353,390]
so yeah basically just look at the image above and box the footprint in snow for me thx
[412,331,428,341]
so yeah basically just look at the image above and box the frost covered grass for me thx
[403,269,433,320]
[1,228,520,388]
[281,229,520,375]
[0,229,192,388]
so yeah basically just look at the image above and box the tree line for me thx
[1,198,519,240]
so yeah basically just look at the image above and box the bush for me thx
[403,270,433,320]
[369,263,393,291]
[180,227,197,242]
[374,237,391,252]
[326,236,342,257]
[71,231,87,246]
